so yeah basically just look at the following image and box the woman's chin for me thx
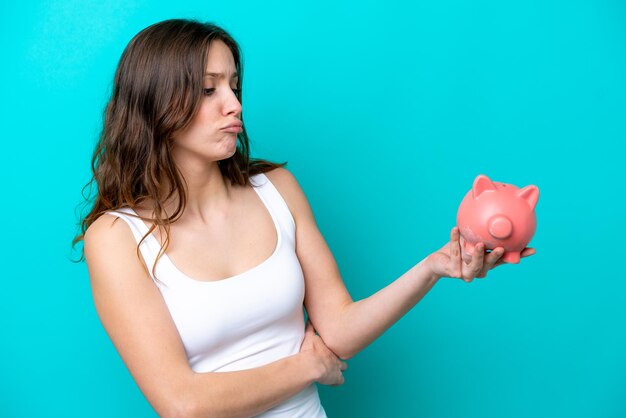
[220,145,238,161]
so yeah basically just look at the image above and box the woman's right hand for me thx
[425,226,536,282]
[299,320,348,386]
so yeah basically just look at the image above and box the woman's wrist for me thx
[295,351,322,385]
[417,257,443,283]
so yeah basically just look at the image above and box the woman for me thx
[74,19,535,418]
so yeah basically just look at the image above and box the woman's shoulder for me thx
[262,166,298,188]
[262,167,313,226]
[83,212,146,285]
[84,211,136,252]
[263,167,300,199]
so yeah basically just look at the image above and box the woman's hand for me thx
[299,320,348,386]
[425,226,536,282]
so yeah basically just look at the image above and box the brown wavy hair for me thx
[71,18,286,282]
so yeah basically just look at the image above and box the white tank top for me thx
[105,172,327,417]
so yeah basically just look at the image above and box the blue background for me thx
[2,0,625,417]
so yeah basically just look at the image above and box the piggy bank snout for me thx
[488,215,513,239]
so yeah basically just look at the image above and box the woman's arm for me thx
[266,168,529,360]
[311,258,441,360]
[84,215,345,418]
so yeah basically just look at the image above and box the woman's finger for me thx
[450,227,462,276]
[466,242,485,280]
[485,247,504,266]
[488,247,536,267]
[459,235,469,264]
[494,258,506,267]
[475,247,504,278]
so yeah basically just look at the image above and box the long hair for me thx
[71,19,286,281]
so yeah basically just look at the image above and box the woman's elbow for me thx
[324,338,357,361]
[156,391,198,418]
[336,349,356,361]
[165,401,197,418]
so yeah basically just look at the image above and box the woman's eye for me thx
[203,88,240,96]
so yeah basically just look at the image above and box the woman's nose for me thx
[224,90,242,116]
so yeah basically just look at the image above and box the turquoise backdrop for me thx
[2,0,625,417]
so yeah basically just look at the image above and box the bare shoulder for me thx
[263,166,299,192]
[263,167,315,225]
[84,213,133,260]
[85,212,125,237]
[83,213,148,287]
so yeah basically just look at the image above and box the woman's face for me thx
[171,40,242,164]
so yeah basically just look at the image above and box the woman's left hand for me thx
[425,226,536,282]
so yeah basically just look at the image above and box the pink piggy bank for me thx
[456,174,539,264]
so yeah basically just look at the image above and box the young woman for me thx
[73,18,535,418]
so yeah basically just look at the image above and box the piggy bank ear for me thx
[516,185,539,210]
[472,174,497,199]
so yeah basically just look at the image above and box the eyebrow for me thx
[204,71,239,80]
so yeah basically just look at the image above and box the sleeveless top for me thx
[105,173,327,417]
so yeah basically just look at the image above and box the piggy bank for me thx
[456,174,539,264]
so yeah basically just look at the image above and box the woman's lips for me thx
[221,126,243,133]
